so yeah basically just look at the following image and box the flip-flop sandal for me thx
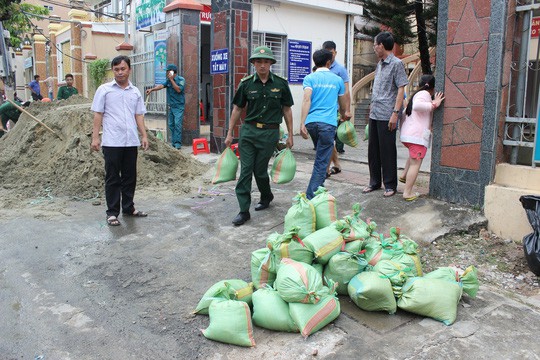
[107,216,121,226]
[326,173,331,179]
[362,186,379,194]
[404,193,419,201]
[330,166,342,175]
[383,189,396,197]
[399,177,406,184]
[125,210,148,217]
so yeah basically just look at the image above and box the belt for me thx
[247,121,279,129]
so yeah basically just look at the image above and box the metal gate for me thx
[130,50,166,114]
[505,0,540,166]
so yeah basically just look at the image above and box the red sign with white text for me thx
[532,17,540,38]
[200,5,211,23]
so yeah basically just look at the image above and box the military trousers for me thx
[235,123,280,212]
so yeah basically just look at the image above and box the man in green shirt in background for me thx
[225,46,294,226]
[57,73,79,100]
[0,99,30,138]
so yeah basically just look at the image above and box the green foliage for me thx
[1,2,50,48]
[88,59,110,89]
[357,0,415,45]
[356,0,438,46]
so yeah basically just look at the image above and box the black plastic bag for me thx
[519,195,540,276]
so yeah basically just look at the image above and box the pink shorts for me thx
[403,142,427,160]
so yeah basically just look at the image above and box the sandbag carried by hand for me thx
[271,148,296,184]
[337,120,358,147]
[212,147,238,184]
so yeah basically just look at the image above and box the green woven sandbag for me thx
[337,203,377,242]
[266,226,314,265]
[193,279,253,315]
[202,299,256,347]
[284,193,316,239]
[348,271,396,314]
[311,187,338,230]
[398,277,463,325]
[364,124,369,141]
[289,293,341,338]
[275,258,325,304]
[212,147,238,184]
[373,259,415,290]
[303,227,344,266]
[337,120,358,147]
[252,287,299,332]
[251,247,277,289]
[344,240,363,253]
[271,148,296,184]
[424,266,479,298]
[324,252,369,295]
[312,263,324,278]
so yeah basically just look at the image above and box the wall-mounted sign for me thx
[532,17,540,38]
[210,48,228,74]
[201,5,211,23]
[288,40,312,84]
[24,57,33,69]
[154,30,168,85]
[136,0,165,30]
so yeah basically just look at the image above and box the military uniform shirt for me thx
[0,101,21,124]
[57,86,79,100]
[162,75,185,107]
[232,72,294,124]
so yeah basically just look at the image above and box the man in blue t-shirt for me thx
[27,75,43,101]
[146,64,186,149]
[300,49,351,199]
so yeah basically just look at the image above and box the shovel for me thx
[6,99,63,140]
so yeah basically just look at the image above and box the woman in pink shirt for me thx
[399,74,444,201]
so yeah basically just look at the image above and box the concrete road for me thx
[1,147,539,359]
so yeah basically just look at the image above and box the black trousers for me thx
[102,146,138,217]
[367,118,397,191]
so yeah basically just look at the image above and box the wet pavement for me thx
[1,134,539,359]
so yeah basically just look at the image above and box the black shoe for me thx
[232,212,250,226]
[255,194,274,211]
[337,149,345,154]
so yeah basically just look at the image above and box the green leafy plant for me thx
[1,1,50,48]
[88,58,110,89]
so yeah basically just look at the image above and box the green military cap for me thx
[249,46,276,64]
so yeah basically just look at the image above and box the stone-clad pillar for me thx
[32,34,48,97]
[163,0,203,147]
[210,0,252,152]
[48,16,61,99]
[68,9,88,95]
[431,0,512,206]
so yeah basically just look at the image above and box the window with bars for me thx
[252,32,287,78]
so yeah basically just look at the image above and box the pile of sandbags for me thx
[194,187,480,347]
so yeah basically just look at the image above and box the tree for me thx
[0,0,49,49]
[357,0,438,74]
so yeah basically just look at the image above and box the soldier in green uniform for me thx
[225,46,294,226]
[57,73,79,100]
[0,99,30,138]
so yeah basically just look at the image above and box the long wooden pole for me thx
[6,99,62,140]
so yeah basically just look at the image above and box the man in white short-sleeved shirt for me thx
[91,55,149,226]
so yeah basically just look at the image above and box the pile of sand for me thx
[0,96,210,201]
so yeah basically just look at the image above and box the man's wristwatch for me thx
[392,110,399,114]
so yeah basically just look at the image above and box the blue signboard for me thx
[288,40,312,84]
[210,49,228,74]
[154,30,167,85]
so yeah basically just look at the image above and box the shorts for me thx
[403,142,427,160]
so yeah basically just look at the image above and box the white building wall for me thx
[253,1,357,132]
